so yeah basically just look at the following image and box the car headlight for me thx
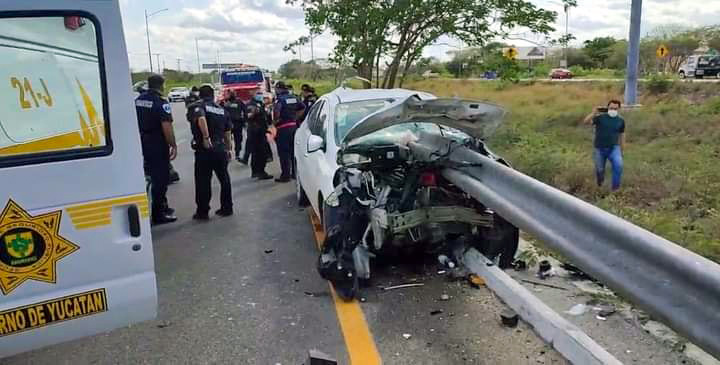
[341,153,369,165]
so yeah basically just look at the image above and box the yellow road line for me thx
[309,209,382,365]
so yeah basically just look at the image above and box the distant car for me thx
[167,87,190,102]
[132,80,148,98]
[549,68,573,79]
[679,55,720,79]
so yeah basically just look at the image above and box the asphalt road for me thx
[3,103,563,365]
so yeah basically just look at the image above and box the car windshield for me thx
[334,99,395,143]
[221,70,263,84]
[170,87,186,92]
[348,122,472,148]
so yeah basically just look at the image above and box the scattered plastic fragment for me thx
[430,310,443,316]
[402,333,412,340]
[565,303,589,316]
[440,294,450,301]
[264,249,274,254]
[468,274,485,288]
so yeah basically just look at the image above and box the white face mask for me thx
[608,110,618,118]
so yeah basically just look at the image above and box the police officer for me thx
[221,90,247,162]
[187,85,234,220]
[273,81,305,183]
[185,86,200,107]
[246,92,274,180]
[300,84,318,123]
[135,74,177,224]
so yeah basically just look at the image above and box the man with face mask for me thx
[584,99,626,191]
[221,90,247,162]
[246,92,273,180]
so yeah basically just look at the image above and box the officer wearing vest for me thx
[135,74,177,225]
[187,85,234,220]
[273,81,305,183]
[221,90,247,162]
[246,92,274,180]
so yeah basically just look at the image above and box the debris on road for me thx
[382,283,425,291]
[565,303,589,316]
[402,333,412,340]
[156,321,171,329]
[264,249,274,254]
[306,349,338,365]
[430,310,444,316]
[437,270,447,275]
[439,294,450,301]
[513,260,527,271]
[519,279,569,291]
[500,309,519,327]
[468,274,485,288]
[537,260,554,279]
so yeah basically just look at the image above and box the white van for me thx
[0,1,157,357]
[678,54,720,79]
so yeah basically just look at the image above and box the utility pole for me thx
[144,8,168,73]
[195,38,201,73]
[564,4,569,67]
[177,58,182,72]
[310,33,315,63]
[145,10,152,72]
[153,53,161,73]
[624,0,643,106]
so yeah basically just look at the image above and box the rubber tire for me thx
[679,71,685,79]
[296,172,310,207]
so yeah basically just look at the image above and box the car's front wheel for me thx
[295,167,310,207]
[679,71,686,79]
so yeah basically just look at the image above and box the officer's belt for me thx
[276,122,297,129]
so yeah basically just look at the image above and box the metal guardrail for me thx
[410,142,720,358]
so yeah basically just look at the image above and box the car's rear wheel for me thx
[679,71,686,79]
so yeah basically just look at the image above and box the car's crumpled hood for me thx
[342,95,506,144]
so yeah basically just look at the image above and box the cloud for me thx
[121,0,720,71]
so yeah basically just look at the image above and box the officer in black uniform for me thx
[246,92,274,180]
[221,90,247,162]
[300,84,318,124]
[185,86,200,107]
[187,85,234,220]
[135,74,178,224]
[273,81,305,183]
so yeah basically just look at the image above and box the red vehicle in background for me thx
[549,68,573,79]
[218,65,273,103]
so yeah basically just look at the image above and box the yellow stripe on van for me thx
[66,194,149,230]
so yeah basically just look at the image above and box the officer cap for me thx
[275,81,287,90]
[191,86,199,92]
[301,84,310,92]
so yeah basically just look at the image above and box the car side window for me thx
[308,101,325,137]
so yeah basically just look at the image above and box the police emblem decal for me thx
[0,200,79,295]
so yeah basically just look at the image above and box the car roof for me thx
[326,87,435,104]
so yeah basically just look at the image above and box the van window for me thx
[221,70,264,85]
[0,16,107,161]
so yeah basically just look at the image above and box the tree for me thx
[583,37,617,68]
[292,0,556,88]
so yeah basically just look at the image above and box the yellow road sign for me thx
[504,47,518,60]
[656,45,669,58]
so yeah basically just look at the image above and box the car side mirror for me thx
[307,135,324,153]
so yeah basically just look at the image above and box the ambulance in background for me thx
[0,1,157,357]
[218,65,273,103]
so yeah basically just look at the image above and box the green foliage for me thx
[583,37,617,68]
[293,0,556,88]
[646,74,671,94]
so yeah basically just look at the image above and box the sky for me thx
[119,0,720,72]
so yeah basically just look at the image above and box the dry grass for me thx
[405,79,720,262]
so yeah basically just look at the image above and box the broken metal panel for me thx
[386,206,493,232]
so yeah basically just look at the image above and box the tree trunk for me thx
[357,61,373,88]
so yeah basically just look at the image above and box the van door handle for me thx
[128,205,141,237]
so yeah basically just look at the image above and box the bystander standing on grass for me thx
[583,99,626,191]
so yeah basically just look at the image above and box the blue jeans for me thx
[593,146,623,190]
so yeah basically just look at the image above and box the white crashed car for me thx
[297,90,520,300]
[167,87,190,102]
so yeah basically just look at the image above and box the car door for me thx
[303,101,333,214]
[296,100,323,206]
[0,1,156,357]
